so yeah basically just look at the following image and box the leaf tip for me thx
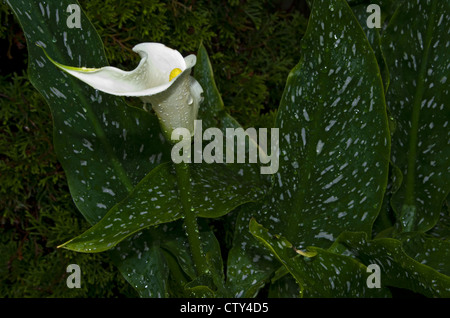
[56,240,70,250]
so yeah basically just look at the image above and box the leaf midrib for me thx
[403,0,438,212]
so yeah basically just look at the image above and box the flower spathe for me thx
[42,42,203,137]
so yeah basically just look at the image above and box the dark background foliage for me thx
[0,0,309,297]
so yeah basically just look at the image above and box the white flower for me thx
[43,42,203,138]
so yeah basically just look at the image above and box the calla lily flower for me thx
[42,42,203,138]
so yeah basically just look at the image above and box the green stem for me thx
[174,161,209,276]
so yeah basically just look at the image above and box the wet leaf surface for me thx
[227,0,390,296]
[249,219,390,297]
[331,231,450,297]
[382,0,450,232]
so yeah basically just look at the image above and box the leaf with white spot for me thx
[398,232,450,277]
[427,199,450,240]
[6,0,173,297]
[332,231,450,297]
[227,0,390,296]
[110,219,227,298]
[59,162,264,253]
[226,203,279,298]
[256,0,390,249]
[160,219,226,291]
[6,0,259,297]
[6,0,169,226]
[109,230,170,298]
[249,219,390,297]
[382,0,450,232]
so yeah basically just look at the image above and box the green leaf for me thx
[269,0,390,247]
[59,162,264,253]
[202,228,228,297]
[184,277,216,298]
[227,0,391,296]
[6,1,260,296]
[160,219,229,296]
[427,199,450,240]
[332,231,450,297]
[6,0,170,226]
[111,219,227,298]
[268,274,300,298]
[398,232,450,276]
[6,0,171,298]
[242,0,389,247]
[382,0,450,232]
[109,230,169,298]
[249,219,390,297]
[195,44,228,129]
[160,222,197,281]
[226,203,279,298]
[195,44,259,133]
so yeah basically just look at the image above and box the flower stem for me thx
[174,161,209,276]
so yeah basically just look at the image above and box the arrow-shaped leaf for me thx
[227,0,390,296]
